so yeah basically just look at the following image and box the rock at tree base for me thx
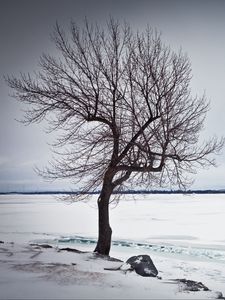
[126,255,158,277]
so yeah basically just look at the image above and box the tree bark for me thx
[94,177,113,255]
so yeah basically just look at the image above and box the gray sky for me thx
[1,0,225,192]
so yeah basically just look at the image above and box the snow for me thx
[143,267,154,275]
[0,193,225,299]
[0,242,222,299]
[135,256,143,264]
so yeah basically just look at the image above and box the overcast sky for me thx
[1,0,225,192]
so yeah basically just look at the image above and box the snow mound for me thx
[0,241,224,299]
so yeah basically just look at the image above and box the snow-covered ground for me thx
[0,193,225,299]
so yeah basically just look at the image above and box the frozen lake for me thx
[1,193,225,296]
[0,194,225,254]
[1,193,225,259]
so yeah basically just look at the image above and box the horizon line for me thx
[1,189,225,195]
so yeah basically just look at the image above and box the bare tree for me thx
[6,19,224,255]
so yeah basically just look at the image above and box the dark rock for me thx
[30,243,53,249]
[104,266,121,271]
[0,241,4,244]
[59,247,84,253]
[126,255,158,277]
[174,278,209,292]
[39,244,53,249]
[215,291,225,299]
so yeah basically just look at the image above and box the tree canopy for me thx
[7,19,223,194]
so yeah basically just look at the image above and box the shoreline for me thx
[0,240,224,299]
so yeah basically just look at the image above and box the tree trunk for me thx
[94,178,113,255]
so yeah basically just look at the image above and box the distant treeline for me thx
[1,189,225,195]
